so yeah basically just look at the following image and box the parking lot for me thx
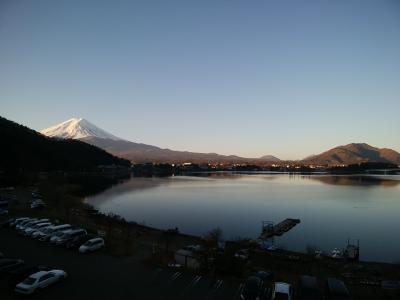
[0,228,252,300]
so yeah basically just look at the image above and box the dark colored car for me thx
[55,229,87,246]
[8,265,49,288]
[299,275,321,300]
[0,258,25,273]
[241,276,262,300]
[325,278,352,300]
[66,234,96,249]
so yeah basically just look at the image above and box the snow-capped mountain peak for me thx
[40,117,122,141]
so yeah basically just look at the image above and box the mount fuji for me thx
[40,118,122,141]
[40,118,280,164]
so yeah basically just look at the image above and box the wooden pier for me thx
[260,218,301,240]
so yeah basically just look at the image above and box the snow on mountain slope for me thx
[40,117,122,141]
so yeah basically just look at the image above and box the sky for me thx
[0,0,399,160]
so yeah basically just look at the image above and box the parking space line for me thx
[214,279,223,290]
[167,271,182,284]
[179,275,202,297]
[202,279,224,300]
[232,283,244,300]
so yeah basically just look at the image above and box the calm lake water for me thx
[86,173,400,263]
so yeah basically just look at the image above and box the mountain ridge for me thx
[41,118,281,164]
[302,143,400,166]
[40,118,400,166]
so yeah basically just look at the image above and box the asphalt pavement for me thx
[0,228,249,300]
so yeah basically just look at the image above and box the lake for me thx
[85,173,400,263]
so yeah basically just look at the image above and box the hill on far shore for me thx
[302,143,400,166]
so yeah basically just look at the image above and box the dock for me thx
[260,218,301,240]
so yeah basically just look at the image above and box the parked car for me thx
[9,217,30,228]
[79,237,105,253]
[235,249,249,260]
[16,218,38,230]
[8,265,49,288]
[38,224,72,242]
[50,229,74,243]
[182,244,204,253]
[18,219,49,232]
[0,258,25,273]
[55,229,87,246]
[272,282,293,300]
[23,222,52,236]
[31,199,47,209]
[17,218,45,231]
[325,278,352,300]
[31,192,42,199]
[14,269,67,295]
[241,276,263,300]
[66,234,96,249]
[299,276,321,300]
[32,226,54,239]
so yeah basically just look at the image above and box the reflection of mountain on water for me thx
[86,175,216,203]
[311,175,400,187]
[87,177,166,198]
[190,172,280,181]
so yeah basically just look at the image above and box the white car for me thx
[24,222,52,236]
[14,269,67,295]
[31,199,46,209]
[271,282,293,300]
[79,237,105,253]
[10,217,30,228]
[18,219,49,232]
[16,218,37,230]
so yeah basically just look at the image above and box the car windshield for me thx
[274,292,289,300]
[23,277,36,285]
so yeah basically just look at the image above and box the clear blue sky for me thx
[1,0,399,159]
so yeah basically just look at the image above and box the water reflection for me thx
[86,174,400,263]
[188,172,400,187]
[309,175,400,187]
